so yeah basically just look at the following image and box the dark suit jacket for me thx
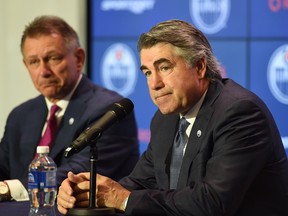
[0,75,139,187]
[120,79,288,216]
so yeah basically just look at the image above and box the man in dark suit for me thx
[0,15,139,202]
[57,19,288,216]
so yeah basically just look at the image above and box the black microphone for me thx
[64,98,134,158]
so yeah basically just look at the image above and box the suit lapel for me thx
[162,116,179,188]
[177,106,214,188]
[49,76,92,158]
[151,113,179,189]
[23,97,47,158]
[177,80,224,188]
[50,100,87,158]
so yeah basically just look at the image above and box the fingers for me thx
[57,173,77,214]
[57,181,76,202]
[56,172,100,214]
[72,179,90,195]
[57,203,69,215]
[57,186,76,215]
[67,171,89,184]
[74,199,90,208]
[77,172,90,180]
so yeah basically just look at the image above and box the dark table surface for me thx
[0,200,62,216]
[0,201,122,216]
[0,201,29,216]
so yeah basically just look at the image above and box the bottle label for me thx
[28,170,57,189]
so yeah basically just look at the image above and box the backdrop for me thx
[87,0,288,155]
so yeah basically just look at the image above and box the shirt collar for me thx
[45,73,83,112]
[181,89,208,123]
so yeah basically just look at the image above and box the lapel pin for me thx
[69,118,74,125]
[197,130,202,137]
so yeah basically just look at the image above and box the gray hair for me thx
[137,19,222,81]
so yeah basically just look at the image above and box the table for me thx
[0,201,122,216]
[0,201,62,216]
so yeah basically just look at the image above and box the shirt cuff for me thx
[121,196,129,211]
[5,179,29,201]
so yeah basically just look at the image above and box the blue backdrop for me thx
[87,0,288,155]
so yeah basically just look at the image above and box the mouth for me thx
[155,93,171,103]
[41,80,59,88]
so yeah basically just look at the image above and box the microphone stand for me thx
[67,134,116,216]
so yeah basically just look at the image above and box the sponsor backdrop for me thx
[87,0,288,155]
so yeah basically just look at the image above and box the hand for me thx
[96,174,131,212]
[57,171,90,215]
[57,172,130,214]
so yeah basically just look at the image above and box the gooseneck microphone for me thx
[64,98,134,158]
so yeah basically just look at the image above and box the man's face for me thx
[22,34,85,103]
[140,43,208,115]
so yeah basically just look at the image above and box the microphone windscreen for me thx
[112,98,134,120]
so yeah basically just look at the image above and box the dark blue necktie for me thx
[170,117,190,189]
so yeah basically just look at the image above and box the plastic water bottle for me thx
[28,146,57,216]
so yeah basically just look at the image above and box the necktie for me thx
[38,104,60,148]
[170,117,190,189]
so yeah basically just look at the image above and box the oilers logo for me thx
[189,0,230,34]
[101,43,137,97]
[267,44,288,105]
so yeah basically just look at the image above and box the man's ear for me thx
[75,48,85,72]
[196,58,206,78]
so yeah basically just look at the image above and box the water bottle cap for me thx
[36,146,50,154]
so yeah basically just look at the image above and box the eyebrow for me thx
[25,50,61,59]
[25,55,38,60]
[140,58,171,71]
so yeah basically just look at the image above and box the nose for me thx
[38,61,52,77]
[148,72,164,90]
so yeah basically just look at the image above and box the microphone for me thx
[64,98,134,158]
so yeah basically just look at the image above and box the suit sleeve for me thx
[122,99,279,216]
